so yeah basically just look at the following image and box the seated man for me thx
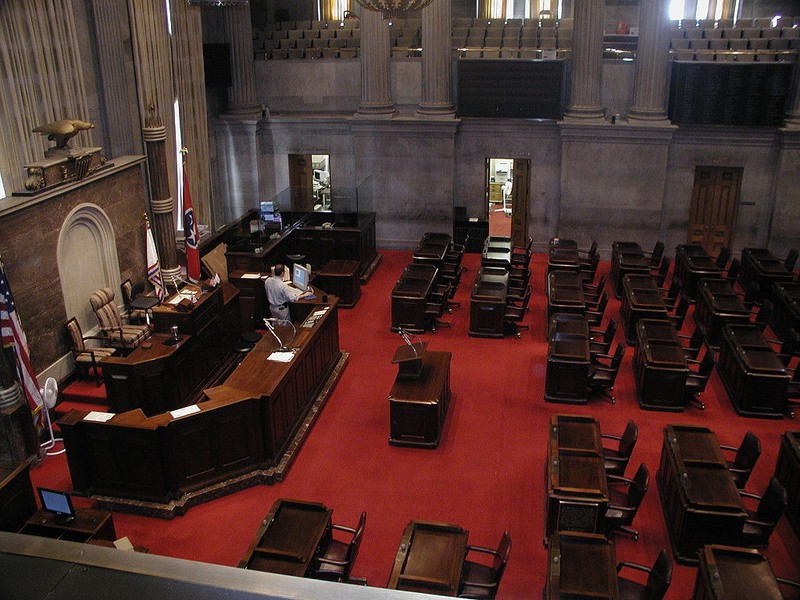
[264,264,314,320]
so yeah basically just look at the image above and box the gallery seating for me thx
[720,431,762,489]
[65,317,117,385]
[586,343,625,403]
[616,550,672,600]
[89,287,151,352]
[309,511,366,584]
[604,463,649,540]
[601,419,638,477]
[737,478,788,548]
[457,530,511,599]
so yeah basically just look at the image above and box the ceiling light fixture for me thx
[353,0,435,18]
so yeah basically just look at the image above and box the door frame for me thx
[484,157,530,246]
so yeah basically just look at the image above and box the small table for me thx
[545,532,619,600]
[387,520,468,596]
[20,508,116,543]
[693,545,784,600]
[238,498,332,576]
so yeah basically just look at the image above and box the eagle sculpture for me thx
[32,119,94,150]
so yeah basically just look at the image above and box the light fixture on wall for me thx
[187,0,249,6]
[354,0,435,18]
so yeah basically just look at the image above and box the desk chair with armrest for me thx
[310,511,367,584]
[643,241,665,269]
[590,319,617,357]
[652,256,671,288]
[503,291,531,338]
[720,431,761,489]
[785,367,800,418]
[579,251,600,282]
[667,296,690,331]
[737,478,788,549]
[586,292,610,328]
[601,419,637,477]
[725,258,741,287]
[662,278,682,307]
[587,343,625,404]
[678,326,704,360]
[584,275,607,305]
[616,549,672,600]
[120,279,156,325]
[785,247,799,272]
[65,318,117,385]
[458,530,511,599]
[578,240,597,264]
[604,463,649,540]
[683,346,715,409]
[90,287,151,352]
[715,246,732,270]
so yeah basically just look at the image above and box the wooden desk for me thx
[693,545,784,600]
[770,281,800,342]
[633,320,689,412]
[387,520,468,596]
[391,265,437,333]
[313,259,361,308]
[545,532,619,600]
[545,415,608,541]
[0,459,36,533]
[238,498,332,577]
[469,268,508,338]
[694,279,751,347]
[547,270,586,319]
[675,244,723,301]
[740,247,793,303]
[621,274,669,345]
[716,324,790,419]
[414,241,449,269]
[548,312,590,340]
[389,350,452,448]
[610,242,649,299]
[657,425,747,565]
[20,508,116,543]
[481,248,512,269]
[548,238,581,274]
[773,431,800,541]
[546,334,590,404]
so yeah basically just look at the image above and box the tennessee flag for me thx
[146,221,165,301]
[182,160,201,283]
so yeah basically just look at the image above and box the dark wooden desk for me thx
[716,324,790,419]
[20,508,116,543]
[740,247,793,303]
[481,248,512,269]
[693,545,784,600]
[633,320,689,412]
[548,238,581,274]
[391,265,437,333]
[545,415,608,541]
[0,459,36,533]
[414,240,449,269]
[484,236,512,253]
[469,268,508,338]
[547,270,585,319]
[546,334,590,405]
[657,425,747,565]
[621,274,668,345]
[238,498,332,576]
[548,312,590,340]
[770,281,800,342]
[389,350,452,448]
[675,244,723,301]
[313,259,361,308]
[694,279,751,347]
[545,531,619,600]
[387,520,468,596]
[774,431,800,541]
[611,242,650,299]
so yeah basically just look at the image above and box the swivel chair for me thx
[458,531,511,599]
[587,343,625,404]
[720,431,761,489]
[309,511,366,584]
[616,550,672,600]
[604,463,649,540]
[737,479,788,549]
[601,419,638,477]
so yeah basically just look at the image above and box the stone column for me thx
[785,63,800,127]
[224,3,262,117]
[357,8,396,117]
[418,0,454,116]
[564,0,605,120]
[628,0,671,123]
[143,107,179,280]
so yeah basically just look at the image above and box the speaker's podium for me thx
[388,342,452,449]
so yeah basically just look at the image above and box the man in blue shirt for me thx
[264,264,314,320]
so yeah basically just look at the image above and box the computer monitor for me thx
[292,262,310,292]
[37,487,76,524]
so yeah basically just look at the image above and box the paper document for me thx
[170,405,201,419]
[268,350,295,362]
[240,273,261,279]
[84,411,115,422]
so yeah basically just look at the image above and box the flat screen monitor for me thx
[37,487,76,524]
[292,263,310,292]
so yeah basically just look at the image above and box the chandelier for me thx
[187,0,249,6]
[354,0,435,18]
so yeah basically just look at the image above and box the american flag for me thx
[0,256,43,423]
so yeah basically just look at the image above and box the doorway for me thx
[687,166,741,258]
[485,158,530,247]
[288,153,331,212]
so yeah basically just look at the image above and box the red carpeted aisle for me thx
[32,249,800,599]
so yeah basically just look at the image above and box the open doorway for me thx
[288,153,331,212]
[485,158,529,246]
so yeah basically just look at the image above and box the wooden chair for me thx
[590,319,617,356]
[309,511,366,583]
[65,317,117,385]
[601,419,637,477]
[458,531,511,599]
[90,287,151,351]
[616,550,672,600]
[720,431,762,489]
[737,479,788,548]
[587,343,625,404]
[604,463,649,540]
[684,347,715,409]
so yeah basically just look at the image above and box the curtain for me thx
[321,0,351,20]
[0,0,93,195]
[478,0,507,19]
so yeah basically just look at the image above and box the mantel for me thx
[0,155,146,219]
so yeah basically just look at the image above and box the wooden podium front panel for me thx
[389,351,452,448]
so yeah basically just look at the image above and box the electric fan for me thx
[39,377,65,456]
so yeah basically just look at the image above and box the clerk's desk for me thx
[59,298,343,508]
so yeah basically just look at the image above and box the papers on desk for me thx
[240,273,262,279]
[469,217,479,222]
[268,350,295,362]
[84,411,115,422]
[170,405,201,419]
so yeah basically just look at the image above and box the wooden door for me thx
[511,159,530,247]
[288,154,314,212]
[687,166,741,258]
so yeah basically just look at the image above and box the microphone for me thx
[264,318,290,352]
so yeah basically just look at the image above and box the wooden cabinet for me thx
[0,460,36,533]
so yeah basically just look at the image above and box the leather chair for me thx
[667,296,690,331]
[604,463,649,540]
[590,319,617,357]
[504,286,531,338]
[785,247,799,272]
[684,347,715,409]
[65,317,117,385]
[616,549,672,600]
[677,326,704,360]
[458,530,511,599]
[652,256,671,288]
[586,292,609,327]
[720,431,761,489]
[737,478,788,548]
[577,240,597,264]
[601,419,638,477]
[579,251,600,282]
[120,279,151,325]
[583,274,606,298]
[643,241,665,268]
[725,257,741,287]
[662,278,682,306]
[309,511,366,583]
[90,287,151,351]
[587,343,625,404]
[715,246,731,269]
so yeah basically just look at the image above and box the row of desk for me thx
[391,263,439,333]
[469,267,508,338]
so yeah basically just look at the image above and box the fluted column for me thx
[628,0,671,123]
[143,107,179,279]
[224,3,262,117]
[418,0,454,116]
[785,63,800,127]
[357,8,396,117]
[565,0,605,120]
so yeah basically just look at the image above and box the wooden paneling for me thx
[688,166,741,257]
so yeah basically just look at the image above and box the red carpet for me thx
[36,250,800,598]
